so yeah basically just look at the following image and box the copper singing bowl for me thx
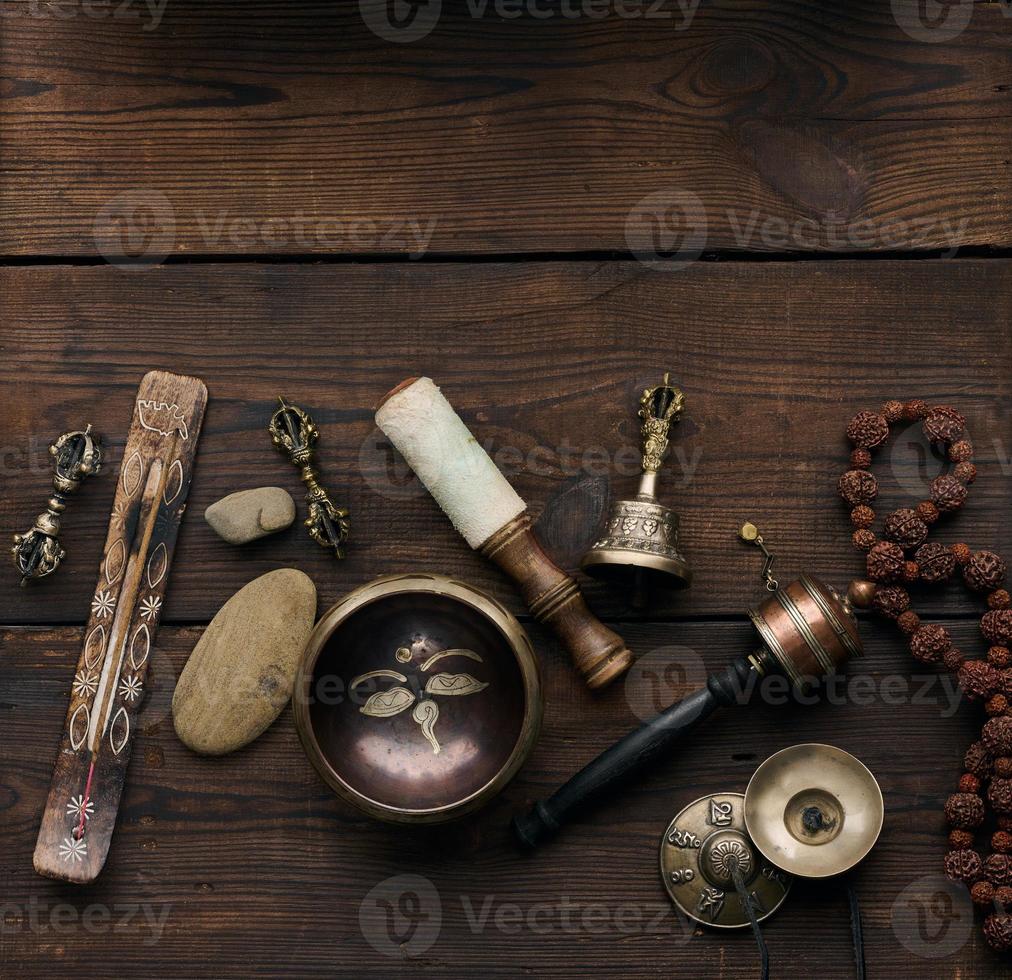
[294,573,542,823]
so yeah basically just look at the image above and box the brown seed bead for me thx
[992,780,1012,817]
[995,832,1012,855]
[923,405,967,444]
[945,848,983,883]
[930,474,968,512]
[985,914,1012,952]
[966,741,995,778]
[915,542,956,584]
[990,646,1012,669]
[849,448,872,469]
[903,561,920,583]
[986,852,1012,885]
[952,542,973,566]
[960,659,1000,699]
[988,695,1011,717]
[984,716,1012,755]
[867,541,905,583]
[852,529,877,552]
[951,829,976,849]
[943,647,966,673]
[882,399,904,423]
[903,398,929,421]
[999,886,1012,907]
[983,610,1012,644]
[997,758,1012,780]
[960,773,982,794]
[911,623,953,664]
[846,411,890,449]
[850,505,875,529]
[897,610,921,635]
[973,881,997,906]
[949,439,974,463]
[884,507,929,550]
[839,469,878,506]
[916,500,940,525]
[872,586,910,619]
[1004,667,1012,696]
[990,590,1012,611]
[955,462,977,485]
[965,551,1008,593]
[946,795,986,830]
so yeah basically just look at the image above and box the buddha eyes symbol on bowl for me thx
[349,647,489,755]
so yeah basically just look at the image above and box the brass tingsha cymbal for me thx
[660,792,791,929]
[744,744,884,879]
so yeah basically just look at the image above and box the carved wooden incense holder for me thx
[514,565,863,848]
[376,377,633,690]
[34,371,207,882]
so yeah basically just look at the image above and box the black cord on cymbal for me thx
[848,882,866,980]
[729,859,770,980]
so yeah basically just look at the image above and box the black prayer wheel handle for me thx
[513,655,756,849]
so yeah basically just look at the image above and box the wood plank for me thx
[2,0,1010,256]
[2,260,1010,625]
[0,621,998,977]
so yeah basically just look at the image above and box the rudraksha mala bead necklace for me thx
[839,399,1012,953]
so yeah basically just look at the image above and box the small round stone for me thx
[923,405,966,444]
[897,610,921,635]
[852,529,877,552]
[884,508,928,550]
[930,474,968,512]
[955,462,977,485]
[847,411,890,449]
[882,399,904,423]
[915,542,956,584]
[965,551,1008,593]
[903,399,929,421]
[850,448,873,469]
[949,439,974,463]
[851,505,875,529]
[839,469,878,506]
[867,541,905,583]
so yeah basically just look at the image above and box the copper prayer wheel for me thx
[747,574,863,694]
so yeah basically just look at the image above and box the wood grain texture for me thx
[2,0,1010,256]
[1,260,1010,625]
[0,621,1005,978]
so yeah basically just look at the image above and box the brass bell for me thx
[582,374,691,606]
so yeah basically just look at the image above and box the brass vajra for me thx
[639,372,685,473]
[350,647,489,755]
[12,425,102,586]
[268,397,350,558]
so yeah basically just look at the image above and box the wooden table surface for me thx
[2,3,1011,978]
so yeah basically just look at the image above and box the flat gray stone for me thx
[204,486,295,544]
[172,568,317,755]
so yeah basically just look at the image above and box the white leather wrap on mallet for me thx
[376,377,525,549]
[376,376,633,690]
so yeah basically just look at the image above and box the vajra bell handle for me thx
[268,398,350,558]
[12,425,102,586]
[512,655,756,849]
[639,373,685,474]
